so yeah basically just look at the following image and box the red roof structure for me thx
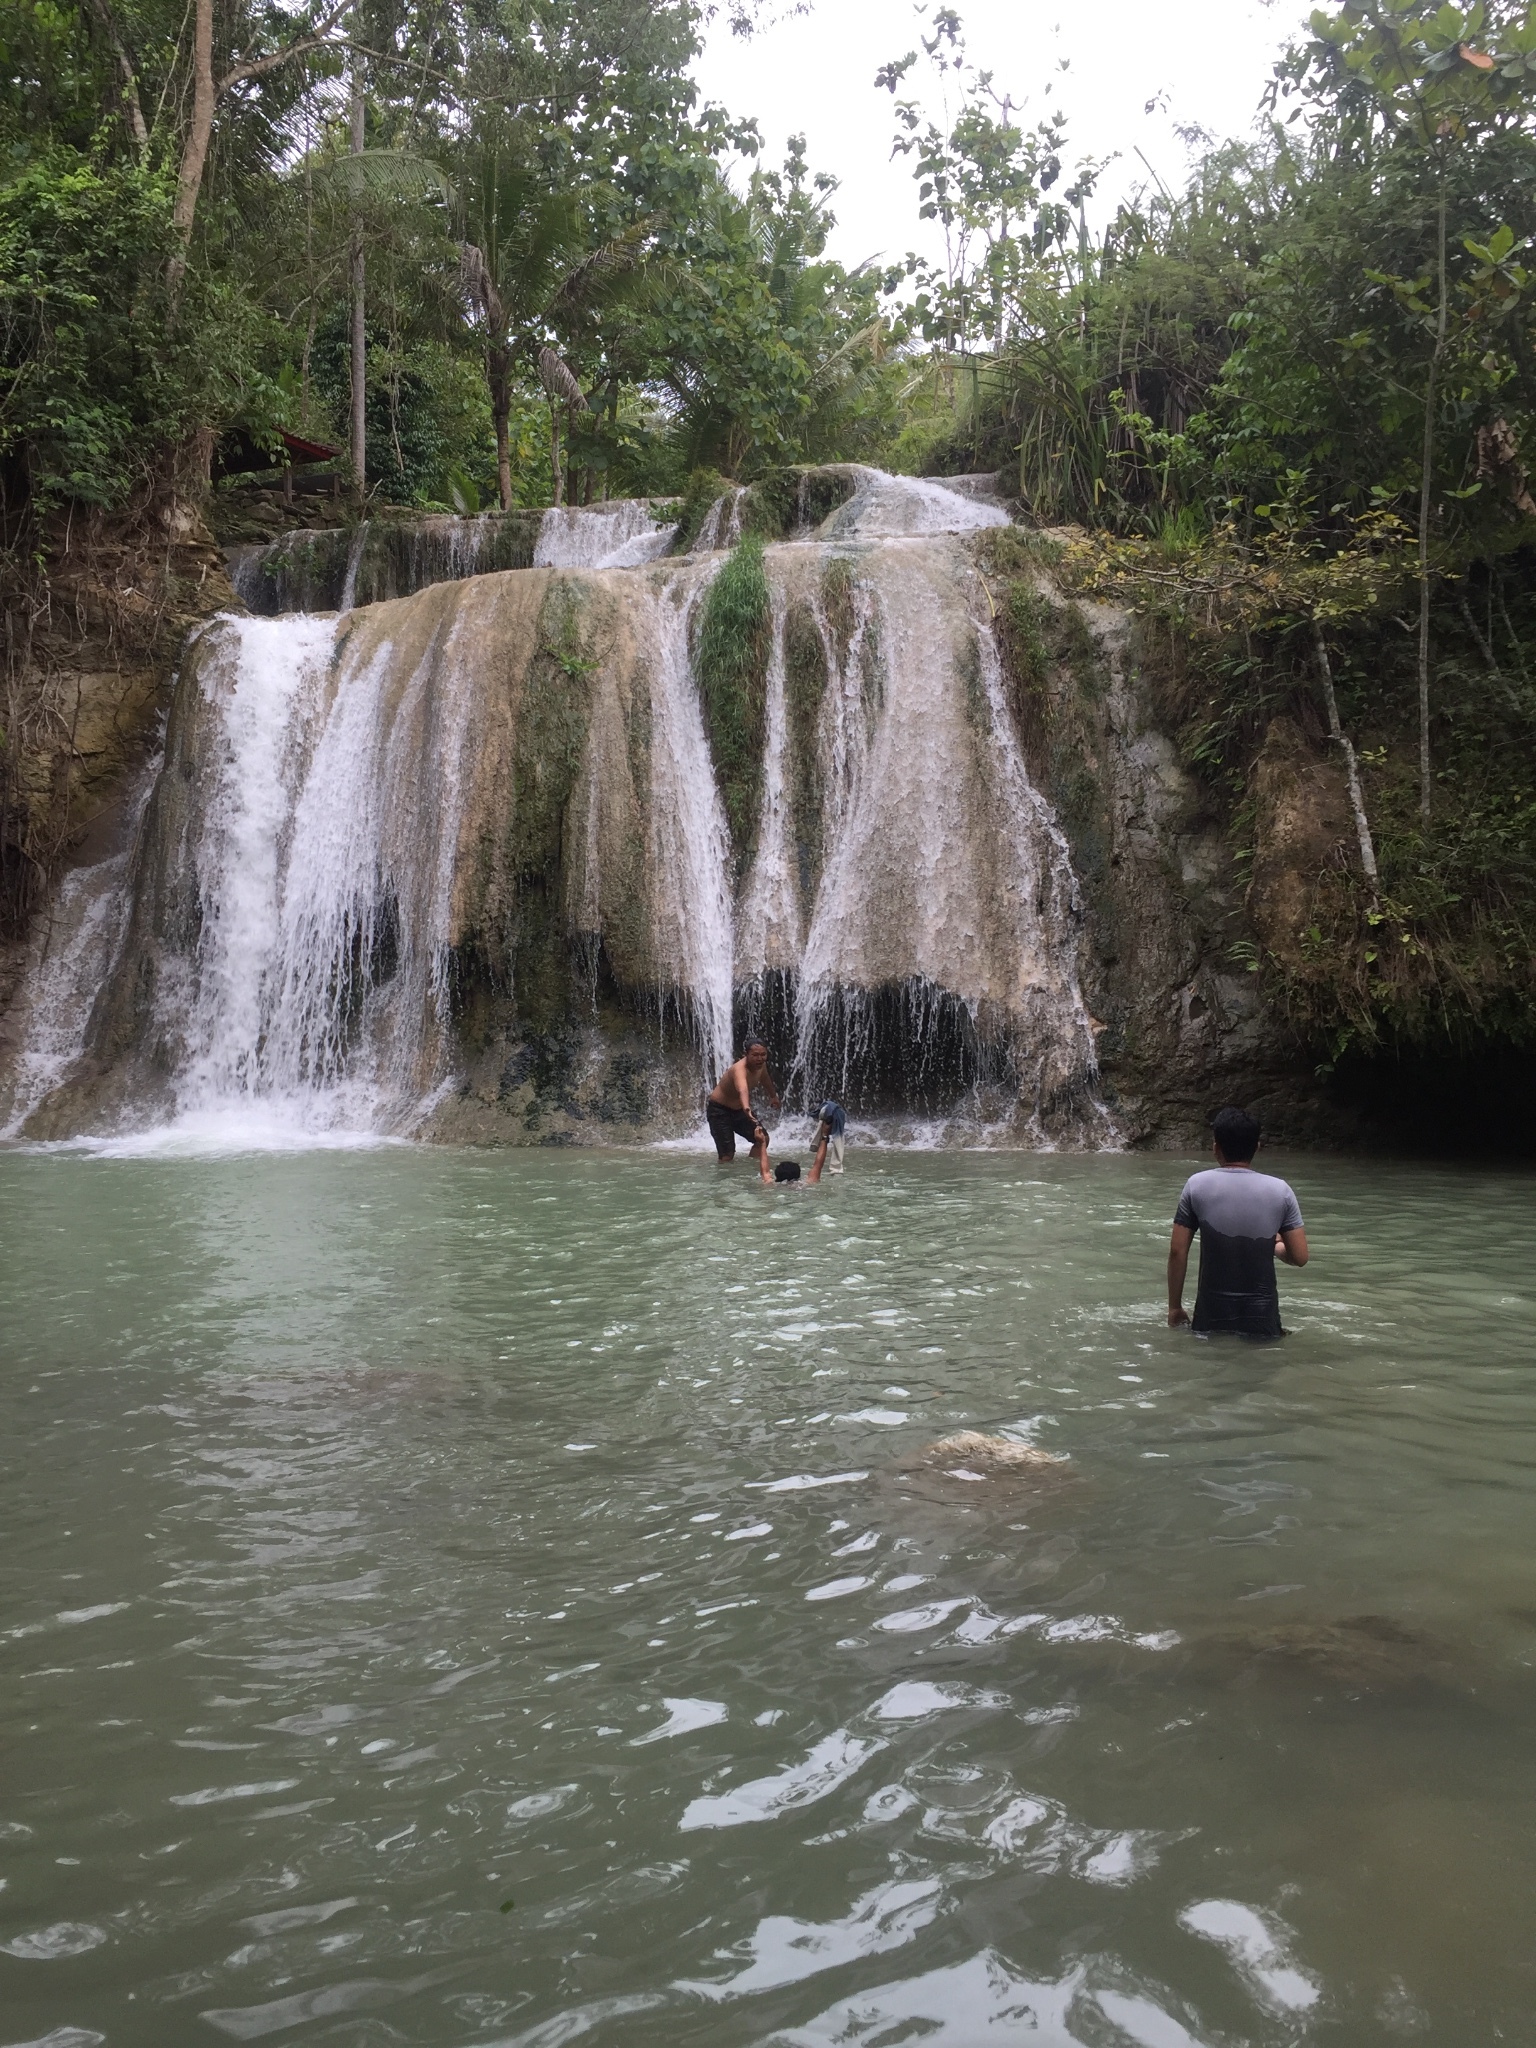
[279,430,340,465]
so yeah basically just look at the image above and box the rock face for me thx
[0,475,1336,1148]
[1011,592,1341,1146]
[0,504,237,1058]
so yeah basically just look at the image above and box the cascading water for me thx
[632,566,736,1078]
[534,499,677,570]
[730,493,1103,1135]
[1,469,1113,1147]
[0,775,151,1138]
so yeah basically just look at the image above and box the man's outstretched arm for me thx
[1167,1223,1194,1328]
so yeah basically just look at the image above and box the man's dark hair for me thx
[774,1160,801,1182]
[1211,1106,1261,1162]
[743,1036,768,1054]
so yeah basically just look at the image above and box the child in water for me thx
[807,1100,846,1182]
[768,1104,847,1186]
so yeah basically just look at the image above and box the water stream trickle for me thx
[535,500,677,569]
[337,522,369,613]
[639,566,736,1080]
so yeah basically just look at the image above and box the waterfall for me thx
[820,467,1011,541]
[0,779,148,1138]
[635,566,736,1077]
[3,471,1113,1146]
[534,500,677,569]
[734,582,800,975]
[337,523,369,613]
[692,489,744,554]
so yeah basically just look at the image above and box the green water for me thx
[0,1148,1532,2047]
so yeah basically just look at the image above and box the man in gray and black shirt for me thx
[1167,1107,1308,1338]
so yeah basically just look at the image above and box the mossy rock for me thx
[820,553,859,670]
[671,468,732,554]
[784,599,829,903]
[741,466,859,541]
[239,511,542,613]
[993,580,1053,761]
[695,534,773,872]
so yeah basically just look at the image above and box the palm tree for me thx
[457,156,654,508]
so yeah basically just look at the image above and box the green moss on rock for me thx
[670,468,731,554]
[741,466,859,540]
[501,580,600,1026]
[695,534,772,871]
[784,599,828,901]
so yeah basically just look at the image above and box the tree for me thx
[876,6,1099,356]
[640,143,897,475]
[1278,0,1536,814]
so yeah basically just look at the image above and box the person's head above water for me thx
[742,1036,769,1072]
[1210,1105,1261,1164]
[774,1159,801,1183]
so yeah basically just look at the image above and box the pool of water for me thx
[0,1147,1532,2046]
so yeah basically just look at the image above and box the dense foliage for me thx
[0,0,904,523]
[883,0,1536,1057]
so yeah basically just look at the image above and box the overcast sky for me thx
[692,0,1313,269]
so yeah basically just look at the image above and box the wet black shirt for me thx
[1174,1167,1304,1337]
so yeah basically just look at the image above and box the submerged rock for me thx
[1220,1613,1452,1688]
[910,1432,1070,1477]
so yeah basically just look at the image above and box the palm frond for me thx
[538,347,588,408]
[550,219,656,314]
[311,148,452,211]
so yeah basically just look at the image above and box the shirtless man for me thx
[707,1037,780,1182]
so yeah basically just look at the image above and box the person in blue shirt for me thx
[1167,1106,1308,1337]
[807,1100,846,1183]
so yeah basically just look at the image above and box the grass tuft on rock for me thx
[695,534,772,870]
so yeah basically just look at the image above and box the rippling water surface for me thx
[1,1147,1532,2047]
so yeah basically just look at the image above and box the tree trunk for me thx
[85,0,148,157]
[166,0,215,309]
[1417,182,1448,821]
[349,51,366,503]
[1458,591,1500,675]
[1311,620,1378,888]
[550,405,564,508]
[489,347,513,511]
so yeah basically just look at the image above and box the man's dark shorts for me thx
[708,1100,765,1160]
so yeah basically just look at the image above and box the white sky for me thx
[692,0,1313,269]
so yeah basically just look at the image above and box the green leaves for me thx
[877,5,1095,354]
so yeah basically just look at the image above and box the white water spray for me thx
[535,501,677,569]
[636,568,736,1078]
